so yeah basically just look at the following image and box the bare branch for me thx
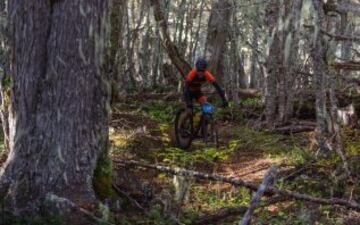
[240,166,277,225]
[304,25,360,43]
[325,1,360,16]
[330,61,360,70]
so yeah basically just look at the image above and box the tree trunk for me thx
[124,1,138,91]
[150,0,192,78]
[231,1,247,90]
[107,0,125,104]
[0,0,9,153]
[282,0,303,123]
[312,0,331,152]
[0,0,110,217]
[205,0,232,85]
[192,0,206,62]
[264,0,280,126]
[249,22,259,89]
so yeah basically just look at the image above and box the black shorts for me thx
[184,90,207,106]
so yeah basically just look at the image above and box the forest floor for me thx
[0,94,359,224]
[107,95,360,225]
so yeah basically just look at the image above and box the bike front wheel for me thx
[175,109,193,149]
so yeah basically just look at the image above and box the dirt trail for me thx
[110,110,280,186]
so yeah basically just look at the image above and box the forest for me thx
[0,0,360,224]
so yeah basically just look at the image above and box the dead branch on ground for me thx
[240,166,277,225]
[114,159,360,211]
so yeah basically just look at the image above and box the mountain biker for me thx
[183,58,228,114]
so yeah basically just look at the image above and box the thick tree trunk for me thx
[205,0,232,85]
[264,0,303,125]
[0,0,110,217]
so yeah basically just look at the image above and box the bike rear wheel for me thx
[175,109,193,149]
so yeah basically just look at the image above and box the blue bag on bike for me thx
[202,102,215,114]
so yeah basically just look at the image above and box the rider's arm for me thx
[205,71,228,106]
[212,81,227,103]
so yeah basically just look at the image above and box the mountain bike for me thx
[174,102,219,149]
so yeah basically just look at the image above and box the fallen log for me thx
[125,92,180,101]
[114,159,360,211]
[274,125,315,134]
[240,166,277,225]
[238,89,262,99]
[331,61,360,70]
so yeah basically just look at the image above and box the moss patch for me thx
[93,145,117,200]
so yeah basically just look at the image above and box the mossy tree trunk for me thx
[0,0,111,218]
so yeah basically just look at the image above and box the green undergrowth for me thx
[109,99,360,224]
[116,205,177,225]
[137,100,181,123]
[231,125,311,164]
[0,208,63,225]
[256,202,347,225]
[0,128,5,153]
[159,140,240,167]
[344,127,360,157]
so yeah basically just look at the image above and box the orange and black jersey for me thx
[185,69,215,91]
[183,68,226,106]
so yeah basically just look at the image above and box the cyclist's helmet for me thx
[195,58,208,72]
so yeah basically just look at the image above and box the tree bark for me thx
[239,166,277,225]
[264,0,303,125]
[282,0,303,123]
[249,22,259,89]
[231,1,247,90]
[0,0,9,153]
[312,0,332,152]
[150,0,192,78]
[264,0,280,126]
[205,0,232,86]
[191,0,206,62]
[0,0,110,217]
[107,0,125,103]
